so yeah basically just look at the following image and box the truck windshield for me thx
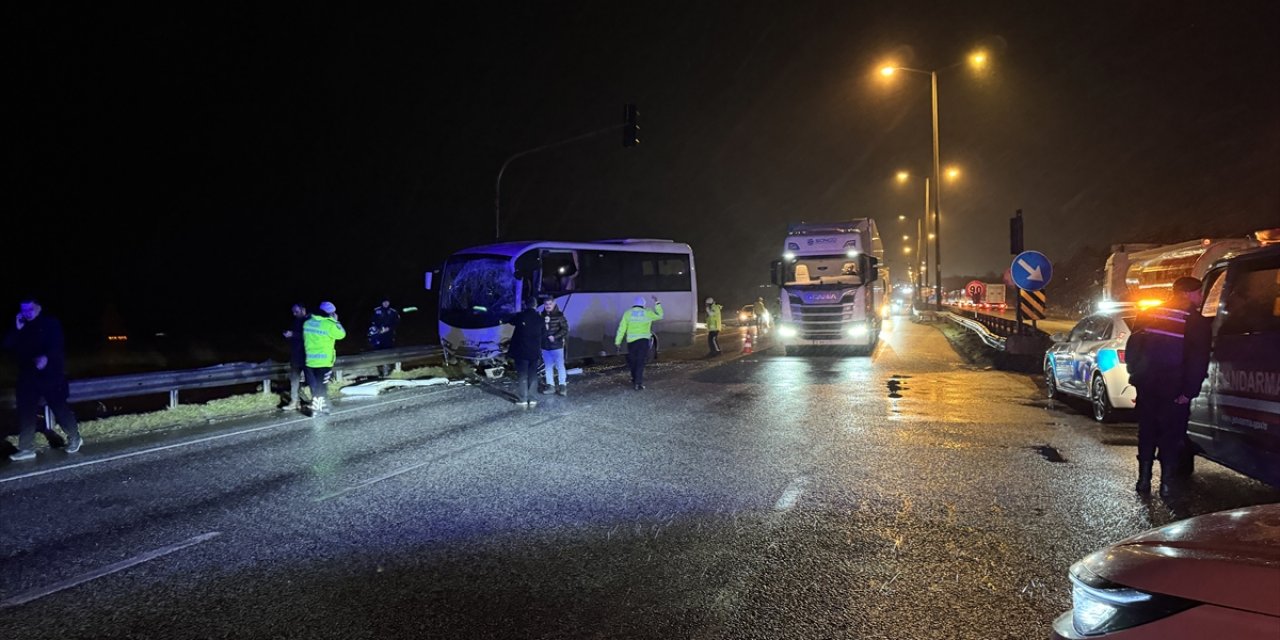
[786,256,863,286]
[440,254,518,328]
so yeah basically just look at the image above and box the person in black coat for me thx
[1126,276,1213,494]
[4,297,83,460]
[507,298,543,408]
[281,303,308,411]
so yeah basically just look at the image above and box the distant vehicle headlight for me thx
[1068,562,1195,636]
[778,325,798,338]
[847,323,869,338]
[739,313,749,321]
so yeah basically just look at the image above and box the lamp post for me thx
[880,50,986,308]
[894,171,931,301]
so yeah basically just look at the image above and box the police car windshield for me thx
[440,254,518,328]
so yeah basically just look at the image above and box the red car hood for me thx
[1079,503,1280,616]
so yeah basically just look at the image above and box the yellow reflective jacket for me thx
[303,315,347,367]
[615,303,663,345]
[706,303,723,331]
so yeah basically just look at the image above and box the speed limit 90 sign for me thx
[966,280,986,297]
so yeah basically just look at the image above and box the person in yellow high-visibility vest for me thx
[615,295,663,390]
[705,297,723,356]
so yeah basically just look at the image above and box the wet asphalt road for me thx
[2,320,1278,639]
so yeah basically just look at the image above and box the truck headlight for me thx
[1068,563,1195,636]
[847,323,869,338]
[778,325,798,338]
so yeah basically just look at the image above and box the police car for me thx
[1045,310,1138,421]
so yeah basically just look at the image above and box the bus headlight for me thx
[847,323,869,338]
[778,325,798,338]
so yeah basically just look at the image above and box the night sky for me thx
[9,1,1278,343]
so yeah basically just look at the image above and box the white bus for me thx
[428,239,697,368]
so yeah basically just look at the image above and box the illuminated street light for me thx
[892,171,930,300]
[878,51,990,308]
[897,214,906,221]
[947,167,961,180]
[902,235,910,241]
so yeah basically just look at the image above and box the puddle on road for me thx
[1031,445,1068,463]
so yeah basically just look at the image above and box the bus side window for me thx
[541,250,578,293]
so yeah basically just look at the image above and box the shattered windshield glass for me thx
[440,254,518,328]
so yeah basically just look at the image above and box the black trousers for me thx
[1135,387,1190,473]
[707,331,720,353]
[305,366,332,401]
[16,377,80,451]
[514,358,538,401]
[626,339,650,386]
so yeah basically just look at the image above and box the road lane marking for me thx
[314,414,564,502]
[774,476,809,511]
[0,387,460,485]
[0,532,221,609]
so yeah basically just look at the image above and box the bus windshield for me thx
[440,254,518,328]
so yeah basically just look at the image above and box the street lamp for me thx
[893,170,930,299]
[879,50,988,308]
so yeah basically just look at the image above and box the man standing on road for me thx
[540,295,569,397]
[282,302,308,411]
[368,298,400,377]
[4,297,83,461]
[705,297,723,356]
[1126,277,1212,494]
[615,296,663,390]
[507,297,543,408]
[303,301,346,416]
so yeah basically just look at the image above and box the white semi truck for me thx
[770,219,886,355]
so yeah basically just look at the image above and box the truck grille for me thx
[791,301,861,340]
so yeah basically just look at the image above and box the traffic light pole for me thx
[494,123,623,240]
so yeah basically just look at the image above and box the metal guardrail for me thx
[1,345,442,412]
[942,312,1008,351]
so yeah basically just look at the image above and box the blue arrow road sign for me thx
[1011,250,1052,291]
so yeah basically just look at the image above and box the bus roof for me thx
[454,239,693,258]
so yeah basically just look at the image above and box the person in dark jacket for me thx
[1125,276,1213,494]
[539,295,570,396]
[4,297,83,461]
[507,298,543,408]
[368,298,401,376]
[281,303,308,411]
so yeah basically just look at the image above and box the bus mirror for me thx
[858,255,880,283]
[424,271,435,290]
[770,260,783,286]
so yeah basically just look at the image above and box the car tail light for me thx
[1117,349,1125,363]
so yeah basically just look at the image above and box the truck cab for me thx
[770,219,885,356]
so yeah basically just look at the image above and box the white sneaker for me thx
[9,449,36,462]
[66,436,83,454]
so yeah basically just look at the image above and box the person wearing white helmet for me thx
[615,295,663,390]
[303,301,346,415]
[704,297,723,356]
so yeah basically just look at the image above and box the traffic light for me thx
[1010,209,1024,255]
[623,103,639,147]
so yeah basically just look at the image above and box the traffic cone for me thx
[742,327,754,354]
